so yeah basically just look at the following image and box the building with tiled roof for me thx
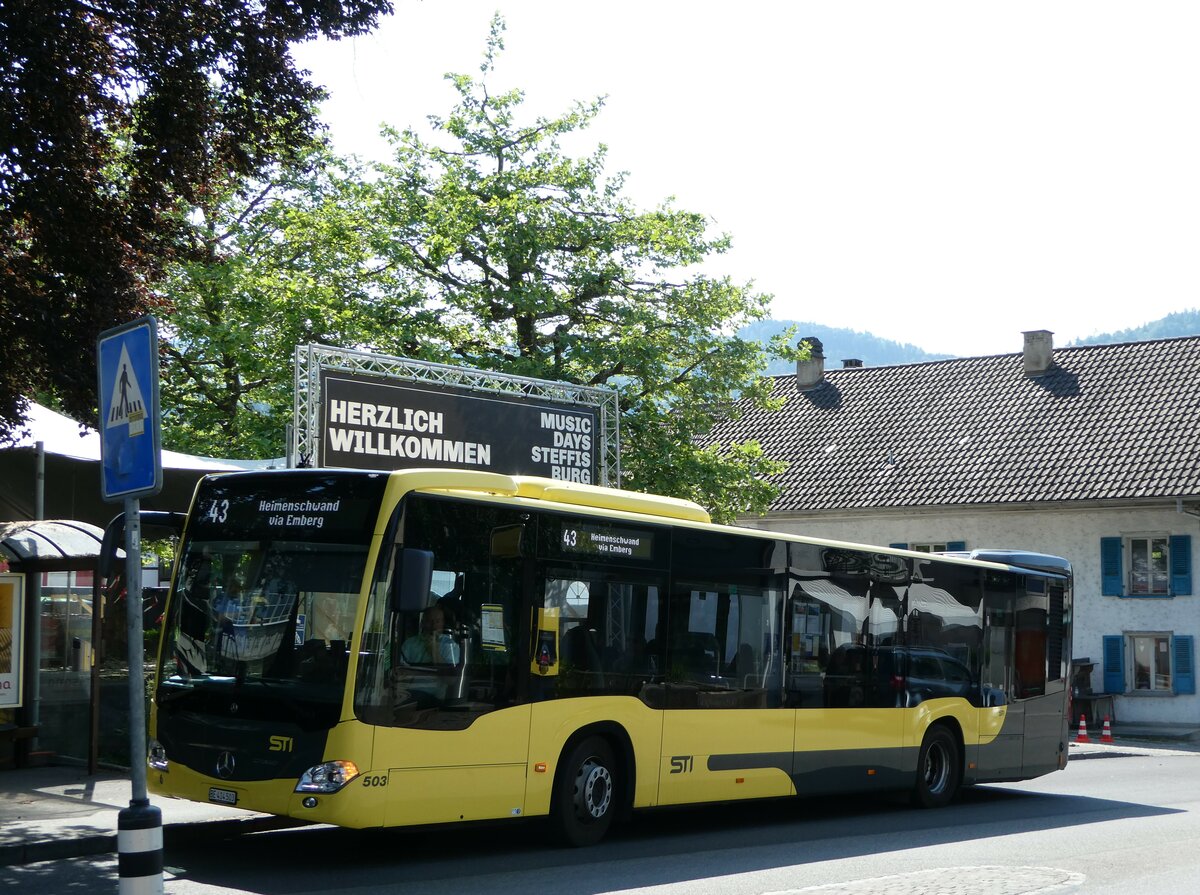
[707,331,1200,727]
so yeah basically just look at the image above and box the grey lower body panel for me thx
[709,747,917,796]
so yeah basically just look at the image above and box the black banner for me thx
[319,371,599,483]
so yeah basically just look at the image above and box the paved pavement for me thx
[0,763,306,866]
[1,724,1197,867]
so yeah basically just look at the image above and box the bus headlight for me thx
[148,739,168,772]
[296,760,359,793]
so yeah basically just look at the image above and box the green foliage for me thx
[160,15,798,521]
[362,16,797,520]
[0,0,393,441]
[160,146,418,457]
[364,17,796,520]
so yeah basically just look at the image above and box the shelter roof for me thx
[0,519,107,565]
[1,401,280,527]
[4,402,276,471]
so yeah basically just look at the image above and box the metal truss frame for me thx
[292,344,621,486]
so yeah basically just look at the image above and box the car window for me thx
[941,657,971,684]
[910,654,943,679]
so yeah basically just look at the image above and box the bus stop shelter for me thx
[0,520,109,769]
[0,402,277,772]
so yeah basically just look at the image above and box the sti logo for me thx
[669,755,694,774]
[268,735,294,753]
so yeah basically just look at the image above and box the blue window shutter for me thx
[889,543,907,550]
[947,541,966,552]
[1101,538,1123,596]
[1102,635,1125,694]
[1174,636,1195,695]
[1169,535,1192,596]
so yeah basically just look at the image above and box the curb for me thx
[0,833,115,867]
[0,815,309,868]
[1067,749,1140,761]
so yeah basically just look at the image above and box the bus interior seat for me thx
[672,632,721,679]
[728,643,775,691]
[599,643,622,673]
[561,625,606,686]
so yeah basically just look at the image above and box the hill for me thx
[744,308,1200,376]
[1066,308,1200,346]
[739,320,954,376]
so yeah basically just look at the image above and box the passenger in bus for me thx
[212,578,243,661]
[728,643,757,685]
[399,603,460,666]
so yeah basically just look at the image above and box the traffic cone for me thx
[1076,714,1090,743]
[1101,716,1114,744]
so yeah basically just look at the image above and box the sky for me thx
[293,1,1200,358]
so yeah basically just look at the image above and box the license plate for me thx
[208,787,238,806]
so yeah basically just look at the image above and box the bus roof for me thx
[390,468,712,524]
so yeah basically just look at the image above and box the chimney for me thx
[1022,330,1054,376]
[842,358,863,369]
[796,337,825,391]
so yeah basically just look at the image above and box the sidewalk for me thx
[1067,720,1200,757]
[0,764,305,866]
[1061,718,1200,768]
[2,723,1198,867]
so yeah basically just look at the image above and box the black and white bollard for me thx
[118,801,163,894]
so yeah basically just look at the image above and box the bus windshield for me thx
[155,471,387,728]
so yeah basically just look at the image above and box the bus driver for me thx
[400,604,460,666]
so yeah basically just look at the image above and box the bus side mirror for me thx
[99,510,186,581]
[390,548,434,614]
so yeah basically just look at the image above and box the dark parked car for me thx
[823,645,976,708]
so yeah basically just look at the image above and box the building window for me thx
[890,541,967,553]
[1129,537,1169,596]
[1131,634,1171,691]
[1100,535,1192,598]
[1103,632,1195,695]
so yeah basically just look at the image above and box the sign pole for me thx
[119,497,162,894]
[123,499,146,804]
[97,316,163,895]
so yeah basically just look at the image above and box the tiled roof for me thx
[705,336,1200,512]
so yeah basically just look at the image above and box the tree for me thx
[159,147,419,458]
[0,0,393,440]
[360,17,798,520]
[157,15,799,520]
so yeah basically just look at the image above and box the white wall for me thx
[742,503,1200,726]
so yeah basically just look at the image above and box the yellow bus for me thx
[147,467,1072,846]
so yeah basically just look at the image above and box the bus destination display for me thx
[189,473,387,543]
[561,522,654,560]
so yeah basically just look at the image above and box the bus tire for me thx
[553,736,617,847]
[912,725,961,809]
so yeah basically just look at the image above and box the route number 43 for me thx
[205,499,229,524]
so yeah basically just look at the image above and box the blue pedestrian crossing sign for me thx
[97,316,162,500]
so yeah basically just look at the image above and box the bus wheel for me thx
[554,736,617,847]
[913,725,961,809]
